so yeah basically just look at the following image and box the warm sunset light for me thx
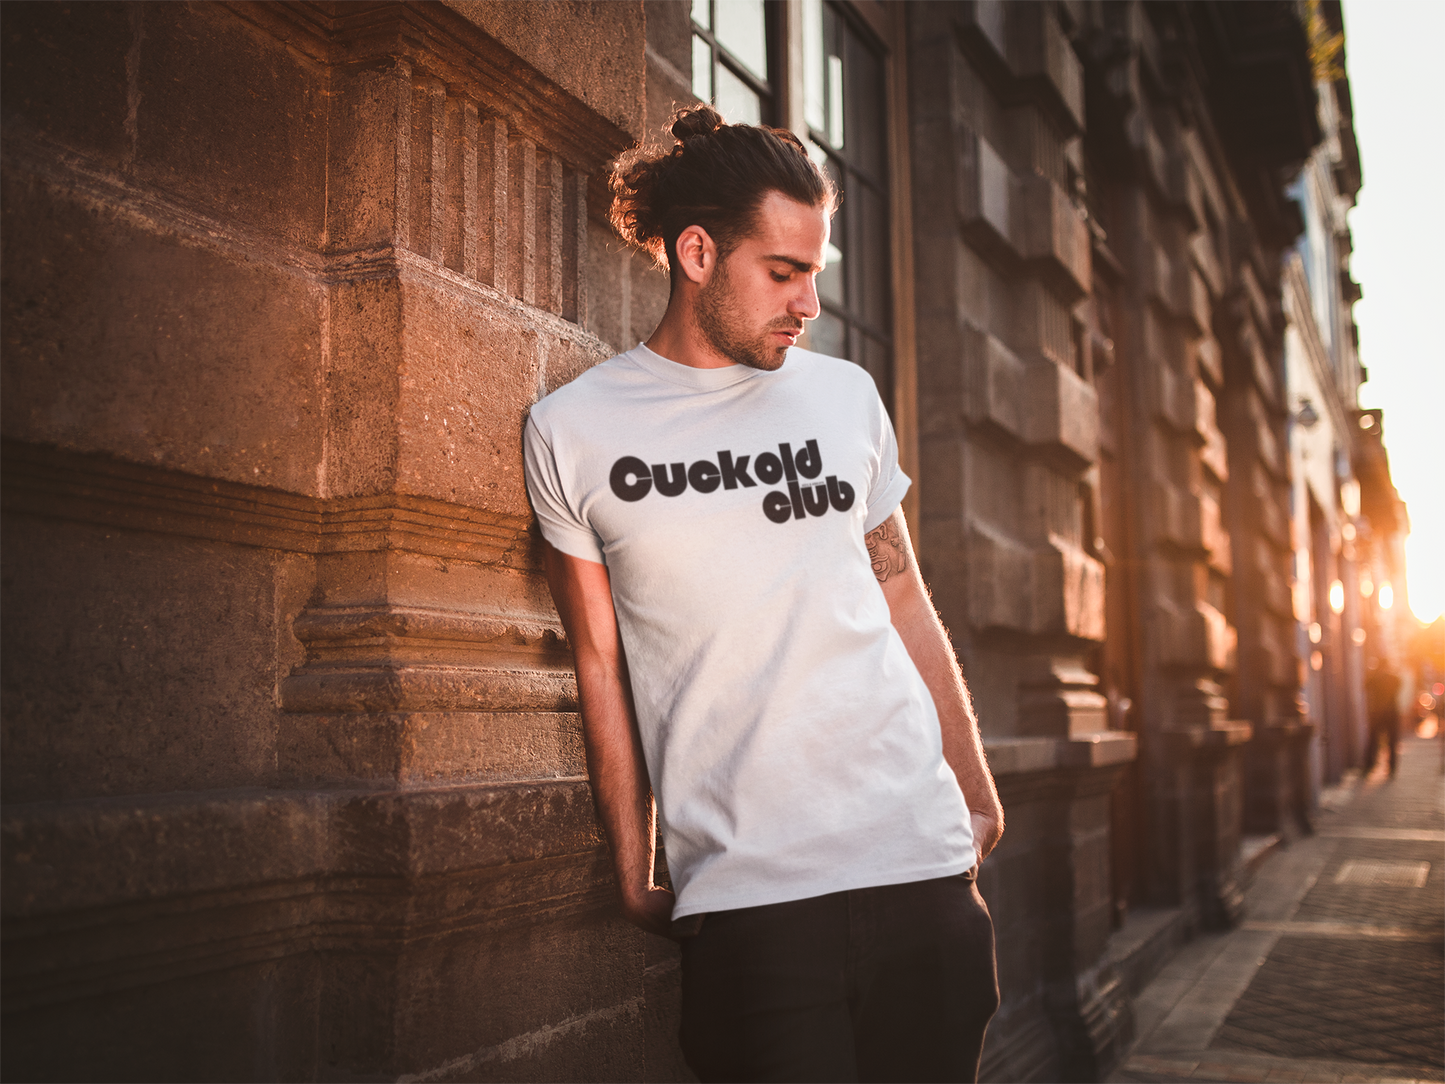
[1346,0,1445,626]
[1329,579,1346,614]
[1377,581,1394,611]
[1405,533,1445,623]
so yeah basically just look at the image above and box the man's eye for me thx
[770,271,790,282]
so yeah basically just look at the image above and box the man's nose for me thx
[789,273,821,321]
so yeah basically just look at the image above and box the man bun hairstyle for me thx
[609,103,837,279]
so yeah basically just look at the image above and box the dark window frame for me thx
[804,0,894,410]
[690,0,781,127]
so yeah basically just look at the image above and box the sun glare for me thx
[1406,532,1444,623]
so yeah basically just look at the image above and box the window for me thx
[690,2,903,421]
[691,0,776,125]
[800,0,892,409]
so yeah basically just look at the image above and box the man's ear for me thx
[673,225,716,287]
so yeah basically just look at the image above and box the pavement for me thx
[1110,734,1445,1084]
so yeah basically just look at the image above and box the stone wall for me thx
[906,4,1136,1078]
[2,2,688,1079]
[905,2,1317,1076]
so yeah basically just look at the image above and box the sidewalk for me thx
[1110,735,1445,1084]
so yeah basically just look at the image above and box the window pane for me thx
[808,310,847,359]
[805,137,830,172]
[715,0,767,81]
[827,54,845,149]
[859,332,893,408]
[692,35,713,103]
[716,63,761,125]
[818,239,845,308]
[846,27,884,177]
[815,147,845,306]
[859,181,889,330]
[691,0,710,31]
[803,0,825,132]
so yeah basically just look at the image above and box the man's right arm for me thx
[542,541,676,938]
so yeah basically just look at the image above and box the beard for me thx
[694,259,802,372]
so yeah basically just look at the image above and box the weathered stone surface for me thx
[2,1,658,1079]
[0,170,328,495]
[0,513,301,804]
[441,1,647,141]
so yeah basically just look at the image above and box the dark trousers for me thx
[1369,711,1401,775]
[679,871,999,1083]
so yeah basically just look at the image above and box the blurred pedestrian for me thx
[1365,660,1403,776]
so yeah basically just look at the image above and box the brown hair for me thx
[609,103,836,281]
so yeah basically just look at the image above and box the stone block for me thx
[961,322,1027,441]
[0,514,301,804]
[642,935,694,1083]
[956,130,1089,300]
[1200,491,1231,574]
[1185,265,1212,336]
[964,520,1103,640]
[441,1,647,141]
[1,782,650,1081]
[1197,379,1229,482]
[133,3,328,248]
[966,518,1034,633]
[1159,600,1235,672]
[956,2,1083,134]
[956,127,1013,257]
[280,710,585,788]
[0,170,327,495]
[1006,3,1085,133]
[1023,358,1099,466]
[1148,363,1197,435]
[1031,536,1106,642]
[394,274,571,516]
[1149,479,1195,551]
[0,2,132,166]
[1195,336,1224,387]
[2,952,325,1082]
[1015,172,1091,300]
[1016,657,1108,737]
[326,62,409,252]
[324,276,404,497]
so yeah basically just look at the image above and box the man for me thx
[523,104,1004,1083]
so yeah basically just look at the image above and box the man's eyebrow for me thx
[762,254,822,273]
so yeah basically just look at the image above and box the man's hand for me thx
[622,885,679,940]
[867,510,1005,865]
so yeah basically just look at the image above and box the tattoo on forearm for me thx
[865,516,909,582]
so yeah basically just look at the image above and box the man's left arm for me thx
[867,508,1005,864]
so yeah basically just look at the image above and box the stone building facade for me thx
[2,3,1330,1081]
[1280,3,1382,796]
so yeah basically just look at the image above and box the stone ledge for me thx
[1,779,603,917]
[1105,906,1193,1000]
[984,731,1138,776]
[1,438,538,565]
[280,665,577,713]
[1164,720,1254,753]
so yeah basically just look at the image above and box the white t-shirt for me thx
[523,343,975,918]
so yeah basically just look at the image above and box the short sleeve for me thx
[522,414,607,564]
[862,385,911,533]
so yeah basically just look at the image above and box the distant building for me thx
[1281,0,1376,793]
[3,3,1386,1081]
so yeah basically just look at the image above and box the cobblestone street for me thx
[1112,735,1445,1084]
